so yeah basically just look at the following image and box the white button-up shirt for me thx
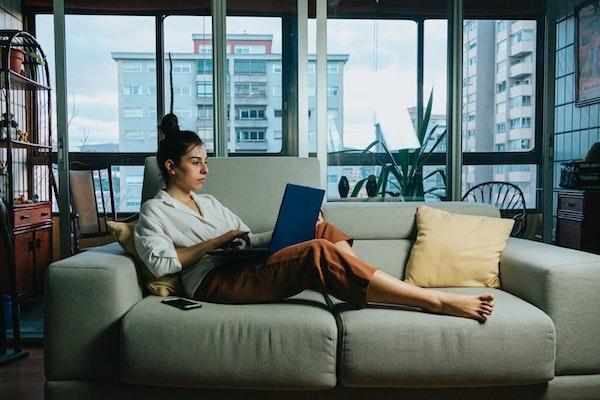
[134,189,272,297]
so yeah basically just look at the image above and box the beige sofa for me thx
[44,156,600,399]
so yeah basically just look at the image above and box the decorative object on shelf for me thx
[337,175,350,198]
[31,194,39,202]
[329,89,447,201]
[0,112,18,140]
[27,48,45,66]
[14,194,27,204]
[575,0,600,106]
[559,161,600,189]
[9,47,25,74]
[17,130,29,142]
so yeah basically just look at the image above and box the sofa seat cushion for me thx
[120,289,337,390]
[339,288,555,388]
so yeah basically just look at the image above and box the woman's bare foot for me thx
[428,292,495,323]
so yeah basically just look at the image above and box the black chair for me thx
[0,198,28,366]
[461,181,527,237]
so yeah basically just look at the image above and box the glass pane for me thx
[35,15,157,152]
[115,165,144,212]
[462,165,537,208]
[462,20,537,153]
[315,18,417,200]
[226,16,283,154]
[164,16,214,152]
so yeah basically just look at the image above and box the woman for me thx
[135,114,495,323]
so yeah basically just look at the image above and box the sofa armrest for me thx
[44,244,143,380]
[500,238,600,375]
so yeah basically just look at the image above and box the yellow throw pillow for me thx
[404,205,514,288]
[106,221,184,297]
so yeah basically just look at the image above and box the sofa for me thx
[44,156,600,400]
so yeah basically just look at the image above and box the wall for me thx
[0,0,23,29]
[554,0,600,185]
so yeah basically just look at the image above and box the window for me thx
[497,20,507,32]
[234,59,267,74]
[464,21,476,32]
[463,76,474,87]
[237,108,265,119]
[511,77,531,87]
[327,86,339,96]
[467,113,476,121]
[234,45,250,54]
[235,82,267,97]
[198,107,213,119]
[464,40,477,51]
[197,82,213,97]
[496,143,506,151]
[521,139,531,148]
[123,84,142,95]
[123,108,144,118]
[510,29,534,44]
[272,63,282,73]
[497,39,507,53]
[124,130,144,140]
[496,122,506,133]
[307,63,315,74]
[272,86,282,96]
[496,60,506,72]
[522,95,532,106]
[147,85,156,95]
[173,108,192,118]
[466,56,477,67]
[497,81,507,93]
[496,102,506,114]
[197,60,213,74]
[199,44,212,54]
[509,95,532,108]
[123,62,142,73]
[173,63,192,73]
[174,85,192,96]
[236,130,266,142]
[147,63,156,73]
[466,129,476,138]
[274,109,282,118]
[327,63,339,74]
[521,117,532,127]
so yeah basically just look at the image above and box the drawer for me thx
[557,195,584,213]
[556,217,583,250]
[13,203,52,228]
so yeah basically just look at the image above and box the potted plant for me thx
[8,47,26,74]
[330,90,447,201]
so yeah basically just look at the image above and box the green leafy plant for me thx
[331,89,447,201]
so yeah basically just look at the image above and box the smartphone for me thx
[161,297,203,310]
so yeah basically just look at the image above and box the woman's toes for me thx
[479,293,494,302]
[480,307,492,315]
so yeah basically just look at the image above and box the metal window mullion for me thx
[297,0,309,157]
[316,0,327,190]
[156,15,165,138]
[446,0,464,201]
[542,0,556,243]
[212,0,228,157]
[53,0,71,258]
[417,19,424,141]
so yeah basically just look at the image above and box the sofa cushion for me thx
[120,290,338,389]
[339,288,555,388]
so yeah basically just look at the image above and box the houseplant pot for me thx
[9,48,25,74]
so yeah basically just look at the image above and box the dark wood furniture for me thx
[555,189,600,254]
[1,30,52,365]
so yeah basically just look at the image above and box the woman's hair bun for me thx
[159,113,180,138]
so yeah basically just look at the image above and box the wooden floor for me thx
[0,345,44,400]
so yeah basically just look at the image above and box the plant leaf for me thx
[351,178,368,197]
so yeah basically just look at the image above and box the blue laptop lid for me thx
[269,183,325,254]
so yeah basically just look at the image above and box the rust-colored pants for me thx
[194,221,377,308]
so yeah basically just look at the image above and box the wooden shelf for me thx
[0,138,52,149]
[0,69,50,91]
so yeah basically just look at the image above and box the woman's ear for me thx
[164,159,177,176]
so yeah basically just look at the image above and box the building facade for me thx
[112,34,348,210]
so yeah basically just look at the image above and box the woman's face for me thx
[165,144,209,192]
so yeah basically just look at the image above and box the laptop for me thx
[208,183,325,256]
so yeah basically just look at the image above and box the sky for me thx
[35,14,449,151]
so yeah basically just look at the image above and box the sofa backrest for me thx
[141,155,500,278]
[141,156,321,232]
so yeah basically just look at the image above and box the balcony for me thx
[495,133,507,143]
[509,106,533,118]
[509,84,533,97]
[233,119,269,129]
[507,127,533,140]
[510,41,534,57]
[510,62,534,78]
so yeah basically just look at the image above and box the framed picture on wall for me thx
[576,0,600,106]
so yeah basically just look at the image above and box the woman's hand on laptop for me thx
[216,230,250,249]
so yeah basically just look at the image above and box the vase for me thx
[338,175,350,198]
[365,174,378,197]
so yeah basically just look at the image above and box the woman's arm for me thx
[176,229,249,268]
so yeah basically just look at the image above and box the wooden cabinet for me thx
[555,189,600,254]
